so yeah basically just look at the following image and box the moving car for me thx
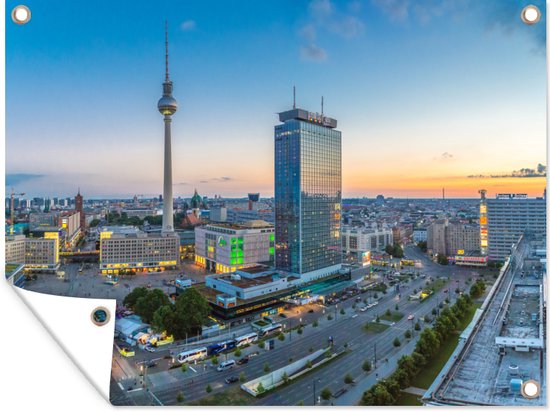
[217,359,236,372]
[407,314,415,320]
[359,306,368,312]
[225,375,239,384]
[144,345,156,353]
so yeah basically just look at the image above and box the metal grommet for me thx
[11,5,31,25]
[91,307,111,326]
[521,379,540,399]
[521,5,541,25]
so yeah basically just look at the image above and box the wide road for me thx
[115,247,484,405]
[145,276,474,404]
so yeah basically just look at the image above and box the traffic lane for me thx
[256,286,454,405]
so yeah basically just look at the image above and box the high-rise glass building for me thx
[274,108,342,282]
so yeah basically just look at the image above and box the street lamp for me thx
[311,378,321,405]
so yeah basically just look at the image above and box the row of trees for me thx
[361,294,474,405]
[123,287,210,339]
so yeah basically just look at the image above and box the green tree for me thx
[206,384,212,393]
[340,308,345,315]
[415,328,440,361]
[278,333,285,341]
[297,327,303,335]
[362,359,372,372]
[313,320,319,327]
[327,314,333,320]
[264,363,270,373]
[405,330,412,339]
[393,337,401,347]
[176,392,184,403]
[414,322,421,331]
[258,341,265,349]
[171,288,211,337]
[257,382,265,394]
[123,287,148,310]
[239,372,246,383]
[152,304,176,333]
[308,347,314,353]
[297,400,304,406]
[395,304,399,311]
[393,244,404,258]
[89,219,101,227]
[344,374,354,384]
[211,357,218,365]
[306,359,313,368]
[385,244,395,256]
[437,254,449,265]
[234,348,242,357]
[282,372,289,384]
[134,289,171,324]
[320,388,332,401]
[181,363,188,373]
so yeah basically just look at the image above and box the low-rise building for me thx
[195,220,274,273]
[99,226,179,274]
[206,265,290,300]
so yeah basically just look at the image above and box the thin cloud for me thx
[181,20,196,31]
[299,24,317,41]
[300,44,328,61]
[468,164,546,179]
[198,176,234,184]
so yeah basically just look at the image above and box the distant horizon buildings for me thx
[274,107,342,283]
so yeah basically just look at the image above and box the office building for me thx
[5,233,60,272]
[341,226,393,259]
[427,219,480,257]
[413,228,428,243]
[195,220,274,273]
[99,226,180,274]
[487,193,546,261]
[274,106,342,283]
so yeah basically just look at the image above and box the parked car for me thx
[359,306,368,312]
[279,313,287,318]
[225,375,239,384]
[144,345,156,353]
[237,357,249,365]
[308,309,314,313]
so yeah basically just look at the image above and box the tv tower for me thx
[158,21,178,234]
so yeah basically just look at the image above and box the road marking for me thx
[129,388,143,392]
[189,366,197,373]
[117,382,124,390]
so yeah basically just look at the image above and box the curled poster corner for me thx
[11,286,115,402]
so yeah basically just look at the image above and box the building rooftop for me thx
[202,220,273,231]
[278,108,337,128]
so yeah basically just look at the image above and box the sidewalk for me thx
[333,335,419,405]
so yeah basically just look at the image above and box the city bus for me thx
[235,332,258,347]
[207,339,237,356]
[176,347,208,363]
[260,323,282,337]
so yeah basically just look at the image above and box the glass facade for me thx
[275,113,342,274]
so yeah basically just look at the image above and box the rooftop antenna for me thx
[293,85,296,109]
[321,96,324,117]
[165,20,169,81]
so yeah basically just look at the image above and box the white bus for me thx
[176,347,207,363]
[235,332,258,347]
[260,323,282,337]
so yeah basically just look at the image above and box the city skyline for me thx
[6,0,546,198]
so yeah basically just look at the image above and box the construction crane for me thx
[9,188,25,235]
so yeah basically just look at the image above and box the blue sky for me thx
[6,0,547,198]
